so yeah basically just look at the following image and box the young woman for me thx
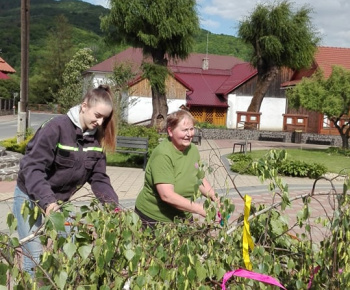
[135,109,219,227]
[13,84,119,277]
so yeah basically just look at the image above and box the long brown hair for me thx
[83,84,116,152]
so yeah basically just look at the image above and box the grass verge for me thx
[248,148,350,174]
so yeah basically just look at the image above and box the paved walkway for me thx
[0,135,347,242]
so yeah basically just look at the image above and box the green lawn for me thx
[106,152,144,168]
[248,148,350,174]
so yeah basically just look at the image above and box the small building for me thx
[282,46,350,134]
[0,56,16,79]
[0,56,17,113]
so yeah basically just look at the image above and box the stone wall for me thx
[200,128,342,147]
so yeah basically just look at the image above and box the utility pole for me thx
[18,0,30,143]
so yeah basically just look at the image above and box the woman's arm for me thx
[156,183,206,217]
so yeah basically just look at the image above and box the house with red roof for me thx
[282,46,350,135]
[85,46,349,132]
[85,47,293,130]
[0,57,16,112]
[0,57,16,80]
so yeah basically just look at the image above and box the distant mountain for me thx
[0,0,251,74]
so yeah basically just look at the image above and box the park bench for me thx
[258,133,286,142]
[116,136,149,170]
[192,128,202,145]
[306,136,334,146]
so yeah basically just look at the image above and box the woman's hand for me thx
[156,184,207,217]
[45,202,59,216]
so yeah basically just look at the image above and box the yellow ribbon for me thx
[243,194,254,270]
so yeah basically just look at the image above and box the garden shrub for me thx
[326,146,350,157]
[228,153,257,175]
[0,129,33,154]
[279,160,327,179]
[196,122,226,129]
[229,150,327,179]
[118,123,159,153]
[109,124,160,168]
[1,148,350,289]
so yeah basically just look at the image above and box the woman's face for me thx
[167,116,195,151]
[80,101,112,131]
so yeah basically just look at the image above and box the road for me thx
[0,112,60,140]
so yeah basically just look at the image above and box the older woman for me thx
[135,109,218,227]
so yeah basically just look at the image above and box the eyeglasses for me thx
[181,127,194,134]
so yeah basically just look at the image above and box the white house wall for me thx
[125,96,186,124]
[227,94,286,131]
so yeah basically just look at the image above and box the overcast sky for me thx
[83,0,350,48]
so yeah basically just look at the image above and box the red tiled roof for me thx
[215,63,257,95]
[0,71,10,80]
[178,72,230,107]
[87,48,145,74]
[0,57,16,74]
[281,46,350,87]
[315,46,350,78]
[88,47,245,73]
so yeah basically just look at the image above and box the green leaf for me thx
[124,249,135,261]
[48,212,66,232]
[195,262,207,281]
[54,271,67,290]
[78,244,93,260]
[270,219,283,235]
[6,213,17,234]
[0,264,9,284]
[63,242,77,260]
[10,237,19,247]
[148,265,160,277]
[216,267,226,281]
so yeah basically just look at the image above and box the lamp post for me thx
[13,92,18,116]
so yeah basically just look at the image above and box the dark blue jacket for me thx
[17,115,119,210]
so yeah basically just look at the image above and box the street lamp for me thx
[13,92,18,116]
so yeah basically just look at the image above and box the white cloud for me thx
[83,0,350,48]
[84,0,109,8]
[198,0,350,47]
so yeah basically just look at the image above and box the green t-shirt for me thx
[135,138,201,222]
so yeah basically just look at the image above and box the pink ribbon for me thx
[307,266,320,289]
[222,268,286,290]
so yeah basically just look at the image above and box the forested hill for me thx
[0,0,251,74]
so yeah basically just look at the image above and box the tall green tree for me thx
[34,14,74,103]
[287,66,350,149]
[101,0,199,130]
[238,0,319,114]
[108,61,136,134]
[56,48,96,113]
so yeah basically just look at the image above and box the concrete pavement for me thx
[0,134,347,242]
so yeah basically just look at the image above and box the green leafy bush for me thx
[118,123,159,152]
[0,129,33,154]
[2,149,350,289]
[108,124,160,167]
[228,153,257,175]
[326,146,350,157]
[279,160,327,178]
[229,150,327,179]
[196,122,226,129]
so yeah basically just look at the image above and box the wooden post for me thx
[18,0,30,143]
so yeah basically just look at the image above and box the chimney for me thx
[202,57,209,70]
